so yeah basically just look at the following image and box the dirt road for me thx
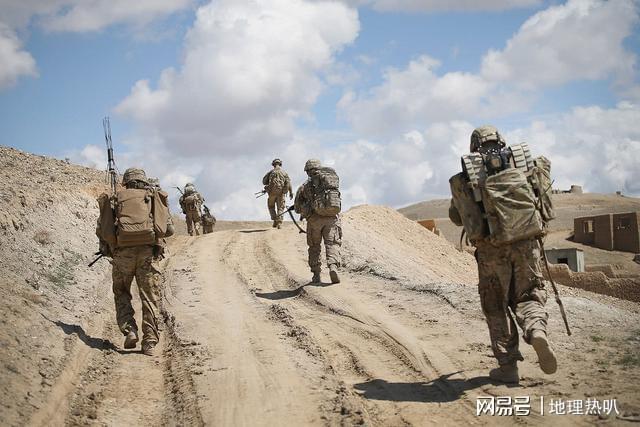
[26,213,640,426]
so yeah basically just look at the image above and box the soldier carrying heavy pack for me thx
[96,167,174,356]
[179,183,203,236]
[201,205,217,234]
[448,125,560,383]
[262,158,293,229]
[294,159,342,284]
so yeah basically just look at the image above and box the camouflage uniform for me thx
[294,159,342,283]
[449,125,556,381]
[97,168,173,355]
[305,214,342,273]
[201,206,216,234]
[179,184,203,236]
[475,239,548,365]
[112,246,161,347]
[263,159,293,228]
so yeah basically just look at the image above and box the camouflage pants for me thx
[186,211,201,236]
[112,246,161,346]
[476,239,549,366]
[307,214,342,273]
[268,191,286,225]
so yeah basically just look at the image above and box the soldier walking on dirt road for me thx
[448,126,558,384]
[96,167,174,356]
[262,158,293,229]
[179,183,204,236]
[294,159,342,284]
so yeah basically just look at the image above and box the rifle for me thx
[538,237,571,336]
[88,251,104,267]
[534,177,571,336]
[174,186,184,195]
[277,206,306,234]
[255,190,267,198]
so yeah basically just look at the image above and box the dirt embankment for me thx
[0,146,111,425]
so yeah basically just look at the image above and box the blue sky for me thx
[0,0,639,219]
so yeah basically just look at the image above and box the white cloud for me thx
[480,0,639,89]
[339,0,640,138]
[369,0,541,13]
[337,55,522,137]
[504,102,640,195]
[116,0,360,156]
[323,0,541,12]
[0,23,37,89]
[0,0,192,32]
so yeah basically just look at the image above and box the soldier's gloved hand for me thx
[153,245,165,260]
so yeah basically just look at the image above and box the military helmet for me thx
[272,158,282,166]
[122,167,148,185]
[304,158,322,172]
[470,125,506,153]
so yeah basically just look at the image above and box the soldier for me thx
[448,125,557,383]
[294,159,342,284]
[262,158,293,229]
[179,183,203,236]
[201,205,217,234]
[96,167,174,356]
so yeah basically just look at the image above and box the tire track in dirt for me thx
[223,227,483,425]
[161,232,331,426]
[262,225,604,426]
[31,236,203,427]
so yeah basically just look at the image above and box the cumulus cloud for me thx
[0,0,192,32]
[339,0,640,137]
[480,0,639,89]
[326,0,541,12]
[0,23,37,89]
[337,55,526,137]
[116,0,360,156]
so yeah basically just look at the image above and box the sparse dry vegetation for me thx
[33,229,53,245]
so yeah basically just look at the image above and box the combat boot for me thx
[531,330,557,374]
[142,341,157,356]
[311,271,321,284]
[124,329,138,349]
[489,364,519,384]
[329,265,340,284]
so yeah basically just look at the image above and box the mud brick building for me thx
[574,212,640,253]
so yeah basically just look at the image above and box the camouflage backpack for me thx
[481,168,544,245]
[182,194,200,212]
[451,142,551,246]
[309,167,341,216]
[267,169,288,194]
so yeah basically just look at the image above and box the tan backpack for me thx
[97,193,117,250]
[452,142,551,246]
[182,194,200,212]
[449,173,488,241]
[267,169,288,194]
[481,168,544,245]
[114,188,156,247]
